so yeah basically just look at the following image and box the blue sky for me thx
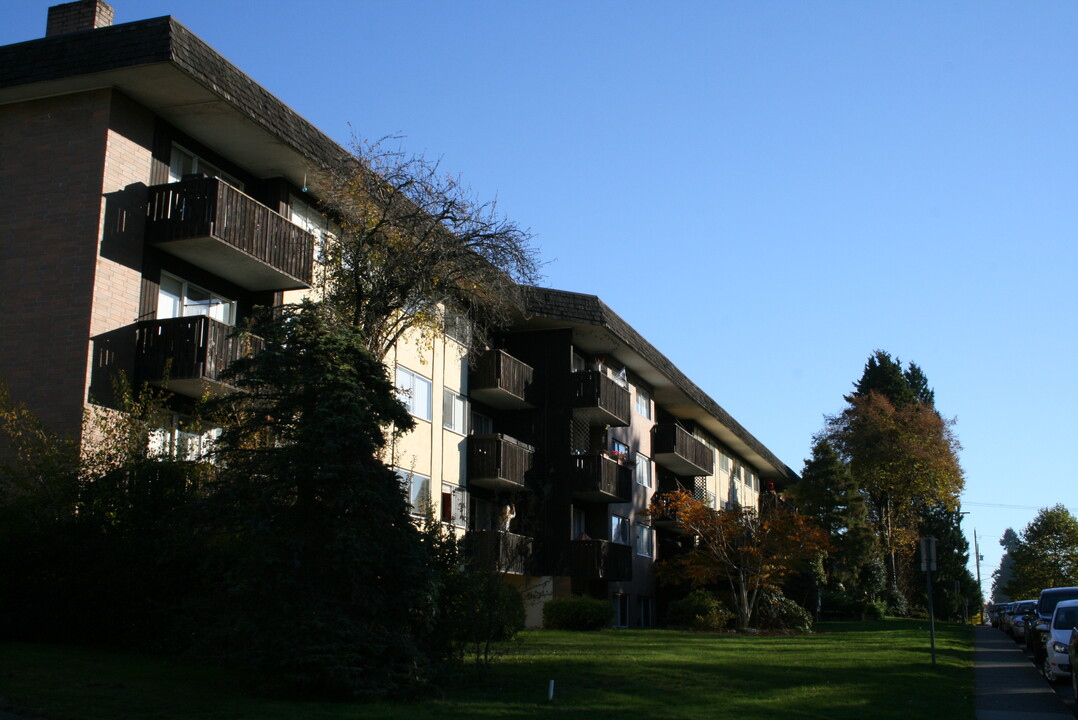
[6,0,1078,603]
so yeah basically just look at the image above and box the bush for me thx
[863,599,887,620]
[543,595,613,630]
[666,589,734,631]
[756,588,813,633]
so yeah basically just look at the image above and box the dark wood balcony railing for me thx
[568,539,632,582]
[467,434,534,492]
[465,530,532,575]
[146,177,314,291]
[570,371,630,427]
[134,315,261,398]
[469,349,534,409]
[652,423,715,477]
[570,453,632,503]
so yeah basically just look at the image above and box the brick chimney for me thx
[46,0,114,37]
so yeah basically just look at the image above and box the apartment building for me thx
[0,1,798,628]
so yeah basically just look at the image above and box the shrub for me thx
[756,588,813,633]
[863,599,888,620]
[543,595,613,630]
[666,589,734,631]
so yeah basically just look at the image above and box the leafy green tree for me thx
[203,301,446,698]
[1003,505,1078,600]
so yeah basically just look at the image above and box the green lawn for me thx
[0,619,972,720]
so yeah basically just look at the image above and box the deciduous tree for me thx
[649,489,829,629]
[1003,505,1078,600]
[823,352,963,601]
[317,136,542,358]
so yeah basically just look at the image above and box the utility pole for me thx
[974,528,984,624]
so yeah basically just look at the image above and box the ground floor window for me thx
[614,593,629,628]
[638,596,654,628]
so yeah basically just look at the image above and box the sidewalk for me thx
[976,625,1072,719]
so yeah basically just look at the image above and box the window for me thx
[611,515,630,545]
[158,272,235,325]
[638,597,654,628]
[169,143,243,188]
[396,468,431,516]
[634,454,652,488]
[614,593,629,628]
[440,483,467,527]
[444,309,471,346]
[148,413,220,462]
[719,447,731,473]
[396,366,432,421]
[443,389,468,434]
[472,496,494,531]
[634,524,654,557]
[571,351,586,373]
[635,386,652,419]
[571,506,587,539]
[610,439,629,463]
[747,470,758,492]
[471,410,493,435]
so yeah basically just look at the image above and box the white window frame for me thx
[396,468,431,517]
[158,272,235,325]
[635,386,652,419]
[442,389,469,435]
[634,524,654,558]
[396,366,432,422]
[440,483,468,528]
[634,454,652,488]
[169,143,243,189]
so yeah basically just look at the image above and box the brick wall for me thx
[0,90,112,439]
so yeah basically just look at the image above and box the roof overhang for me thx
[519,287,799,485]
[0,16,348,195]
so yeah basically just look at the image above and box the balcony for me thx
[652,423,714,477]
[567,539,632,582]
[467,434,534,492]
[134,316,261,398]
[570,371,630,427]
[465,530,532,575]
[469,350,534,409]
[146,178,314,291]
[570,453,632,503]
[651,481,716,532]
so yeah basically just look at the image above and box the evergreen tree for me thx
[824,351,964,612]
[204,301,447,698]
[848,350,917,408]
[913,504,981,620]
[790,438,876,596]
[991,528,1019,603]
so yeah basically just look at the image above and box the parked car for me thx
[999,602,1017,634]
[1008,600,1038,641]
[1026,587,1078,666]
[1042,599,1078,683]
[989,604,1003,628]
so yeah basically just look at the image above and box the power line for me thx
[963,502,1078,512]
